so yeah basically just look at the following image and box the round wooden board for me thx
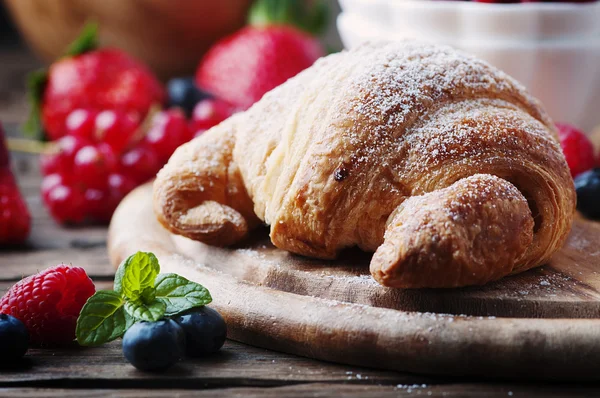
[108,183,600,381]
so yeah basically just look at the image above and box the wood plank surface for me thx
[2,384,600,398]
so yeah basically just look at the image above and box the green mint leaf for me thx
[76,291,134,346]
[114,252,160,300]
[64,22,99,57]
[141,286,156,304]
[155,273,212,316]
[125,299,166,322]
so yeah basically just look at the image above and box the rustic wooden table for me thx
[0,43,598,398]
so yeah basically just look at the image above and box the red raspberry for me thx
[65,109,97,140]
[0,265,96,345]
[144,109,192,162]
[556,123,595,178]
[189,99,235,135]
[0,169,31,245]
[95,110,140,154]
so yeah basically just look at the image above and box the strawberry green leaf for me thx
[114,252,160,301]
[64,22,99,57]
[155,273,212,316]
[23,69,48,139]
[76,290,134,346]
[249,0,329,36]
[125,299,166,322]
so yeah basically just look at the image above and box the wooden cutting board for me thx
[108,183,600,381]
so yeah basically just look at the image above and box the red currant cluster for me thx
[40,99,235,224]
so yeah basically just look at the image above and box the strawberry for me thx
[0,265,95,345]
[0,123,31,245]
[26,24,165,141]
[195,0,327,110]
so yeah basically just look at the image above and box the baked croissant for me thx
[154,41,576,288]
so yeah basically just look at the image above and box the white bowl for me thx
[337,1,600,132]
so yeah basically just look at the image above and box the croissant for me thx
[153,41,576,288]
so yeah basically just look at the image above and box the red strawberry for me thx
[556,123,595,178]
[195,0,327,110]
[0,265,95,345]
[0,170,31,245]
[0,124,31,245]
[26,24,164,141]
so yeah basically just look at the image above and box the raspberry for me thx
[0,169,31,245]
[65,109,97,140]
[0,265,95,345]
[189,99,235,135]
[144,109,191,162]
[556,123,595,178]
[95,110,140,154]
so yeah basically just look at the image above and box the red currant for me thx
[65,109,97,140]
[144,109,191,162]
[41,173,68,201]
[45,184,86,224]
[95,110,140,154]
[120,145,160,184]
[83,188,106,220]
[108,173,137,197]
[86,174,137,223]
[189,99,235,134]
[73,144,118,189]
[40,135,90,175]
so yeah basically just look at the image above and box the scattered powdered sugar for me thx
[396,384,429,393]
[339,41,552,175]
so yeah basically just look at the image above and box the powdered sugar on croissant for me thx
[154,41,576,288]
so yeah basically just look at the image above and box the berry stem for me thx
[6,138,47,154]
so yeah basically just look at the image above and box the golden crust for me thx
[153,40,576,288]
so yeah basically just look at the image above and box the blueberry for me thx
[0,314,29,362]
[575,168,600,219]
[173,306,227,357]
[167,77,211,116]
[122,319,185,371]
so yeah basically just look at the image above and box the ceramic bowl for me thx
[337,0,600,132]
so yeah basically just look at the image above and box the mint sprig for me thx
[76,251,212,346]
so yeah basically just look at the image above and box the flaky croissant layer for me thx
[154,40,576,288]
